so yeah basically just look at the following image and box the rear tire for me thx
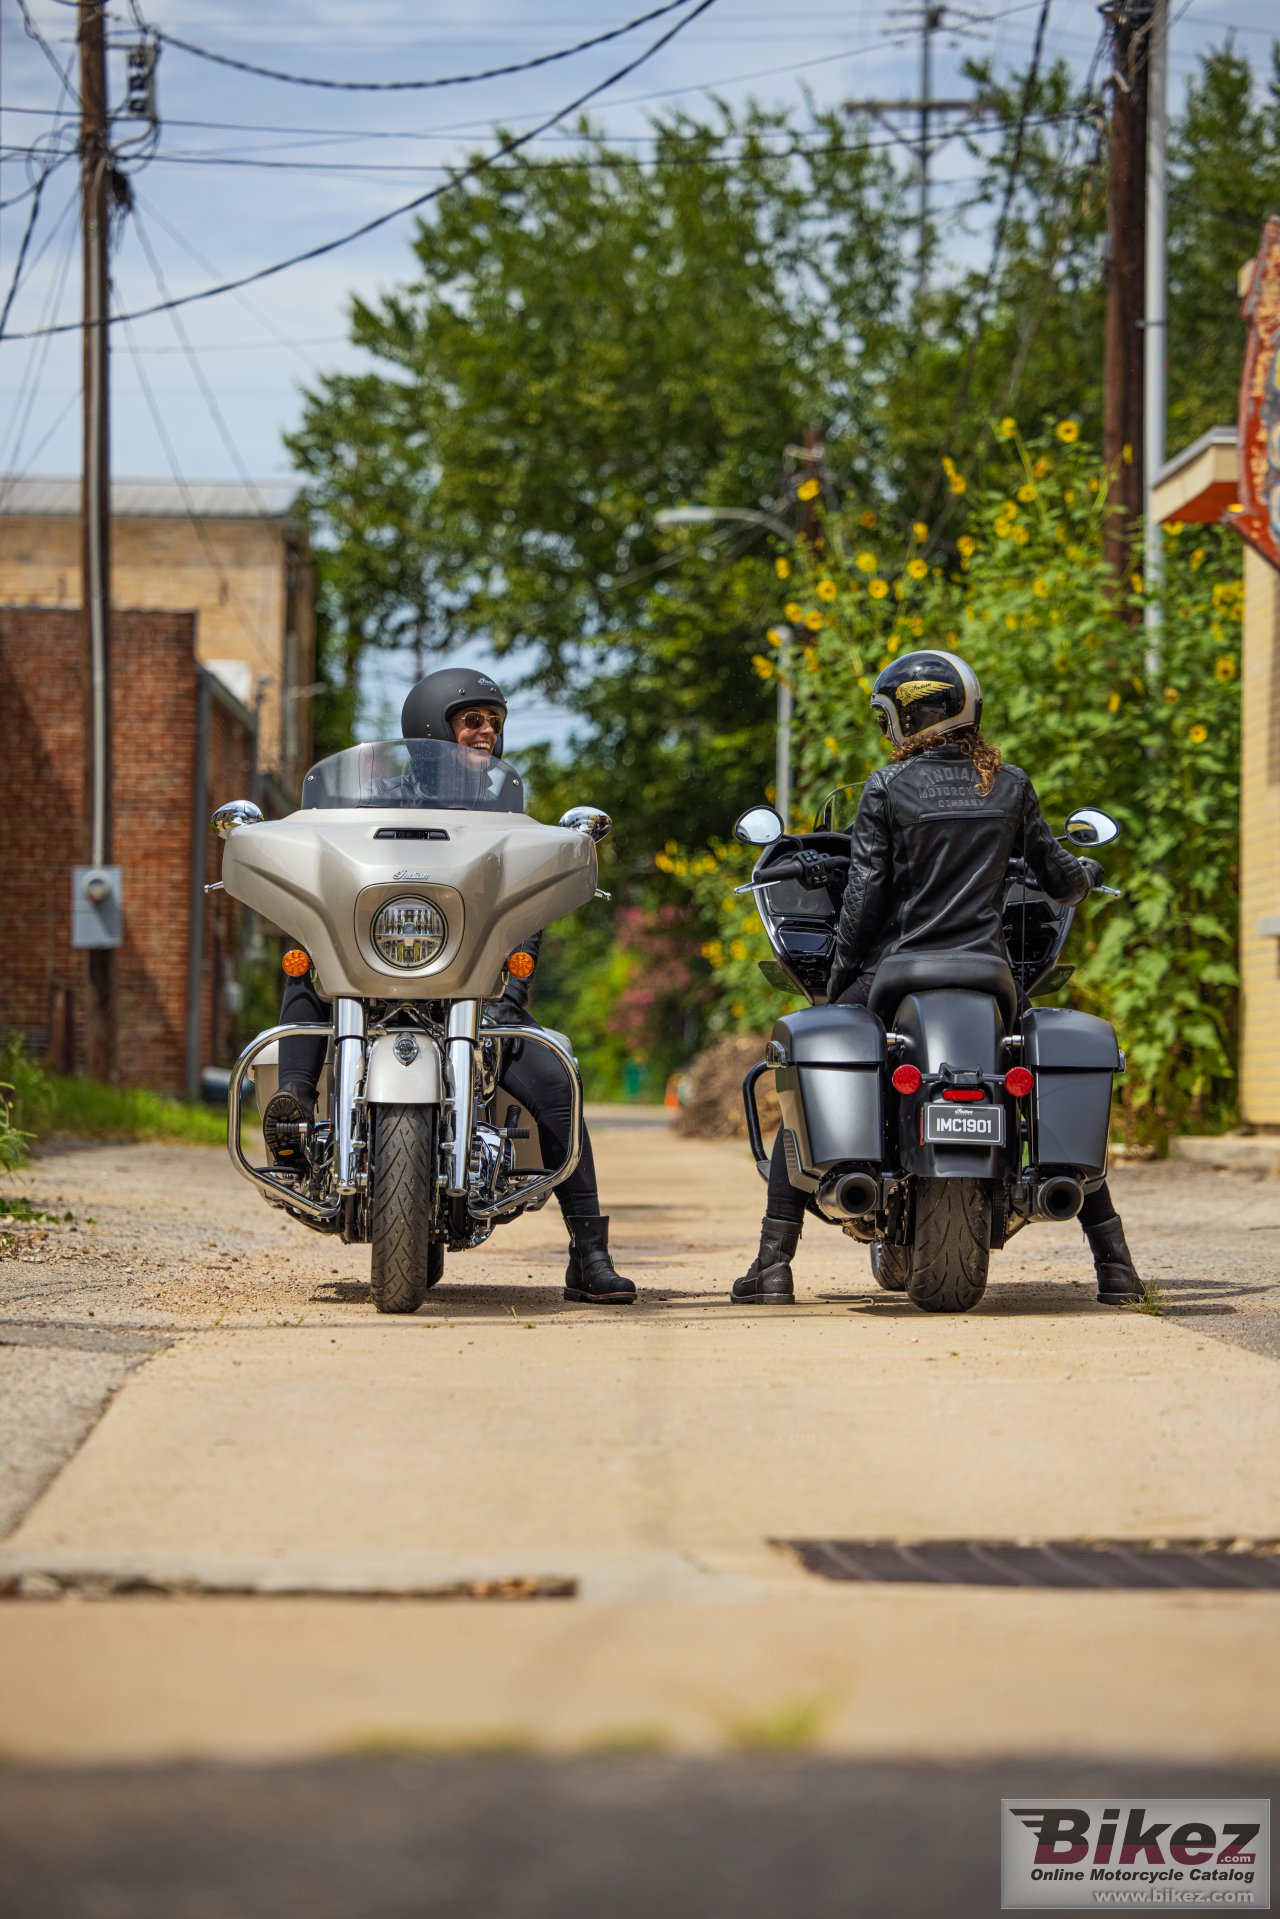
[369,1104,438,1315]
[907,1177,990,1314]
[871,1243,910,1292]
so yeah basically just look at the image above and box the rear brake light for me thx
[891,1064,922,1095]
[1004,1067,1035,1098]
[941,1087,985,1102]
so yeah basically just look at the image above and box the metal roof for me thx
[0,476,302,520]
[1155,424,1237,487]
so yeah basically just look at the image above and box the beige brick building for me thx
[1154,427,1279,1128]
[0,477,315,788]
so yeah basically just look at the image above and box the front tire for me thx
[907,1177,991,1314]
[871,1243,910,1292]
[369,1104,439,1315]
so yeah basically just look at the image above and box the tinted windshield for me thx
[300,739,525,813]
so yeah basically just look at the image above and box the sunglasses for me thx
[454,709,504,733]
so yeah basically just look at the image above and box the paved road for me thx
[0,1123,1276,1911]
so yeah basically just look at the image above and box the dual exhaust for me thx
[815,1168,1085,1226]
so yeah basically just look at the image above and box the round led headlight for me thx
[371,896,447,969]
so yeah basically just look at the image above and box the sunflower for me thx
[784,601,803,621]
[774,556,791,580]
[796,477,821,502]
[751,654,774,680]
[1055,419,1080,444]
[997,416,1017,440]
[1164,686,1179,705]
[804,610,824,631]
[957,534,977,558]
[1215,656,1237,681]
[868,578,889,600]
[816,579,837,602]
[856,551,877,573]
[912,520,928,541]
[1032,577,1049,598]
[1188,723,1209,745]
[1108,692,1122,714]
[1017,483,1037,505]
[906,557,928,581]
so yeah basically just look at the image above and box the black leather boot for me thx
[731,1216,801,1304]
[262,1078,317,1170]
[1086,1213,1143,1304]
[564,1216,636,1304]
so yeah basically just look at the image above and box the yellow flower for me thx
[957,534,977,558]
[859,509,877,529]
[912,520,928,542]
[1107,692,1122,714]
[994,517,1015,540]
[654,851,675,872]
[765,626,784,647]
[751,654,774,680]
[1188,723,1208,745]
[886,633,900,653]
[856,676,871,694]
[796,477,821,502]
[997,416,1017,440]
[1189,547,1205,570]
[1215,656,1237,681]
[700,939,723,963]
[1063,488,1074,507]
[1004,612,1018,631]
[1164,686,1179,705]
[804,610,824,631]
[1033,457,1052,479]
[803,645,819,672]
[1130,572,1144,595]
[1055,419,1080,444]
[1164,520,1184,537]
[784,601,803,621]
[729,938,748,962]
[816,579,837,601]
[906,557,928,581]
[1017,483,1037,505]
[1012,524,1029,545]
[909,615,924,636]
[1032,577,1049,598]
[856,550,877,573]
[868,578,889,600]
[1122,442,1133,465]
[948,473,967,496]
[824,735,839,755]
[774,556,791,580]
[1066,544,1083,562]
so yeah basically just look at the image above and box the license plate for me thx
[922,1102,1005,1146]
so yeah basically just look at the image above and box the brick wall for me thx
[0,605,254,1096]
[0,515,314,785]
[1240,549,1280,1127]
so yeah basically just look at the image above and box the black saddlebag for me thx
[770,1003,885,1177]
[1021,1007,1121,1175]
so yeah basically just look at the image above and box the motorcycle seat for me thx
[868,951,1019,1032]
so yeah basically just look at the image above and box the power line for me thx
[1,0,727,342]
[13,0,82,108]
[153,0,698,93]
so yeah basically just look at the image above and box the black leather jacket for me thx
[826,747,1091,1000]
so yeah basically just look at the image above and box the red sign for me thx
[1238,214,1280,572]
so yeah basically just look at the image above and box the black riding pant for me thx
[762,973,1117,1232]
[278,974,600,1222]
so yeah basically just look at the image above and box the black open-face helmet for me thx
[400,667,508,755]
[869,649,982,749]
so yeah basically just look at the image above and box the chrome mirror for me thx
[559,806,612,843]
[733,805,784,847]
[211,799,264,838]
[1065,807,1119,848]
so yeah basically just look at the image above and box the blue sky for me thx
[2,0,1276,744]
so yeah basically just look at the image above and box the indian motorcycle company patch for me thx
[1000,1800,1270,1909]
[895,677,953,706]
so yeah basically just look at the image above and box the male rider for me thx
[264,667,635,1305]
[732,649,1144,1308]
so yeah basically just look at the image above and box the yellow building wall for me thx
[1240,546,1280,1126]
[0,514,313,781]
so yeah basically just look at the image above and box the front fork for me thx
[445,999,479,1196]
[333,997,366,1193]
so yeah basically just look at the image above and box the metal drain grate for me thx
[781,1539,1280,1591]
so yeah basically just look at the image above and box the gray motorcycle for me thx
[736,797,1123,1313]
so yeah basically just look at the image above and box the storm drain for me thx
[780,1539,1280,1591]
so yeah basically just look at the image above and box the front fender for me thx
[365,1031,444,1105]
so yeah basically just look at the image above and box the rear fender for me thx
[894,989,1009,1179]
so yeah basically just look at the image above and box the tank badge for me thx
[393,869,430,880]
[393,1034,420,1065]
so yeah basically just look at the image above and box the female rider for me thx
[263,666,636,1306]
[732,648,1144,1308]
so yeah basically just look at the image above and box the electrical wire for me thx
[154,0,697,93]
[13,0,81,108]
[2,0,723,342]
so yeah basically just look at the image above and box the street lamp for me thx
[654,503,796,821]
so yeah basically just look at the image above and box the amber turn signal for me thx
[506,950,537,980]
[282,948,311,977]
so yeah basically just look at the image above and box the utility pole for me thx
[1101,0,1153,580]
[80,0,116,1080]
[917,4,943,299]
[1142,0,1169,676]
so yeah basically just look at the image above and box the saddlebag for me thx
[1021,1007,1121,1175]
[770,1003,885,1179]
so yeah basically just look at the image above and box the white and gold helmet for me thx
[869,649,982,749]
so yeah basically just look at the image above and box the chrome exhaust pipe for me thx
[816,1168,881,1223]
[1032,1174,1084,1221]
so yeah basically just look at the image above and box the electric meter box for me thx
[71,866,123,950]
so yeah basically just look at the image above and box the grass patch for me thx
[0,1198,75,1225]
[2,1037,226,1147]
[723,1695,832,1753]
[1129,1280,1166,1317]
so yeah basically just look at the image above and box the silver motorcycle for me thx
[211,737,610,1313]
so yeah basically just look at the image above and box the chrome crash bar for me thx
[227,1021,343,1222]
[469,1022,584,1219]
